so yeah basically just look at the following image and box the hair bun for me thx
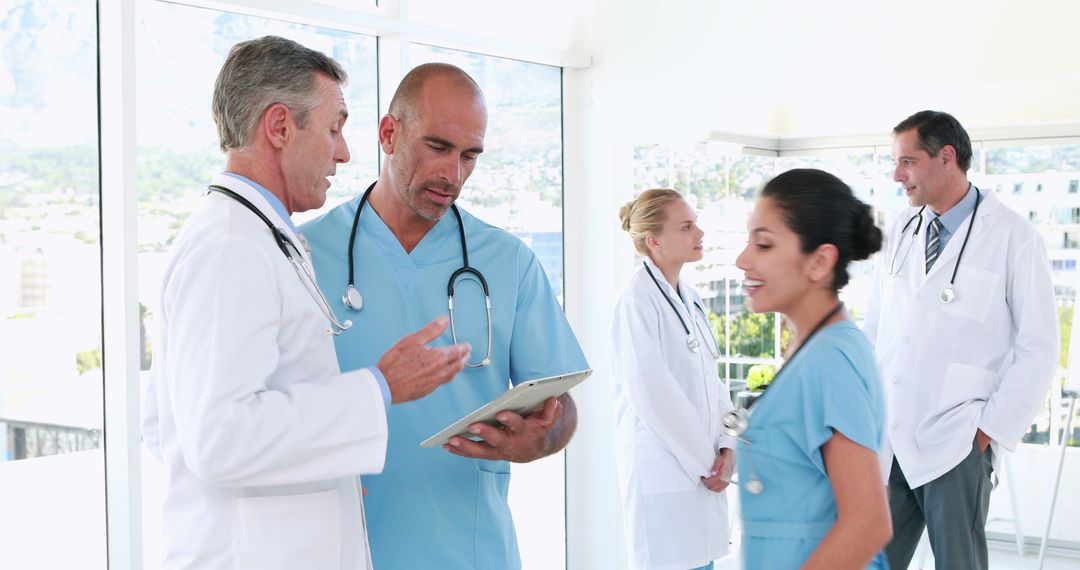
[618,200,636,233]
[852,202,883,261]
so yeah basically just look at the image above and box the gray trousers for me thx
[885,438,994,570]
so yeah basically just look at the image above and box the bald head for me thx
[387,63,484,124]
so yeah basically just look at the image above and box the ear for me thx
[263,103,291,150]
[644,234,661,253]
[939,144,957,167]
[805,243,839,285]
[378,114,399,155]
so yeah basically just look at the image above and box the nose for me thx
[336,135,351,164]
[735,244,750,271]
[892,164,903,183]
[695,225,705,240]
[438,155,463,186]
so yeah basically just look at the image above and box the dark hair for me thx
[761,168,882,291]
[893,110,973,172]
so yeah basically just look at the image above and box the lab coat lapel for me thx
[210,173,312,265]
[642,258,693,326]
[924,190,998,283]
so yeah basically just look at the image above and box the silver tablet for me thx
[420,368,592,448]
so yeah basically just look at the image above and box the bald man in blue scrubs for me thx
[302,63,588,569]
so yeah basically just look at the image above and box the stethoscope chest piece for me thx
[343,284,363,311]
[940,286,956,304]
[745,478,764,495]
[687,335,700,353]
[722,409,749,438]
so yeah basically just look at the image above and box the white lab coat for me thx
[142,173,388,570]
[863,188,1058,488]
[610,258,734,570]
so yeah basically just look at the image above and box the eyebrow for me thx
[423,135,484,155]
[750,227,775,235]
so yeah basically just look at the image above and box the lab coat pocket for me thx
[235,490,342,570]
[939,362,995,412]
[636,435,697,495]
[474,467,520,570]
[940,266,999,323]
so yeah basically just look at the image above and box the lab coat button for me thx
[903,336,911,343]
[891,421,900,429]
[916,292,923,300]
[892,376,900,384]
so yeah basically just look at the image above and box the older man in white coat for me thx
[142,36,470,570]
[864,110,1058,570]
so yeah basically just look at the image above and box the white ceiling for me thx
[576,0,1080,140]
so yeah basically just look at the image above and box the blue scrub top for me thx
[737,321,889,570]
[302,192,588,570]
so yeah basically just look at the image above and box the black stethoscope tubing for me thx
[721,301,845,494]
[642,261,718,355]
[207,184,352,335]
[344,181,493,367]
[890,186,981,303]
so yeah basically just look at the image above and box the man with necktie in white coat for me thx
[864,110,1058,570]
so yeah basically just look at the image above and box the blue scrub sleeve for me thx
[800,345,881,465]
[507,250,588,384]
[368,367,391,409]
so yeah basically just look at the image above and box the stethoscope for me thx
[342,182,493,368]
[888,186,981,304]
[720,302,846,495]
[642,261,721,359]
[207,185,352,336]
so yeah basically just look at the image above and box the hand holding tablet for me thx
[420,369,592,448]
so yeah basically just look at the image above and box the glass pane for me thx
[408,43,566,570]
[0,0,105,568]
[410,44,565,301]
[135,2,378,567]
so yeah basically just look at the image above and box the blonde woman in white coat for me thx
[611,188,735,570]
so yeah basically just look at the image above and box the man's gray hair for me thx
[212,35,347,153]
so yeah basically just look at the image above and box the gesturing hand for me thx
[378,316,470,404]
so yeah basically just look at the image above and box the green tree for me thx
[1060,304,1073,370]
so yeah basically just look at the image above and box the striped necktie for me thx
[925,218,943,273]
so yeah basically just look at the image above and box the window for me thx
[408,44,567,570]
[1071,179,1079,194]
[0,1,105,567]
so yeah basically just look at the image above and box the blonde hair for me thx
[618,188,685,256]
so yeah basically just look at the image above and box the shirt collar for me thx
[221,172,298,234]
[929,182,977,235]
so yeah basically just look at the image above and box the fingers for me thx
[700,474,730,492]
[494,411,526,433]
[444,436,499,460]
[400,315,450,346]
[434,343,471,363]
[471,421,513,446]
